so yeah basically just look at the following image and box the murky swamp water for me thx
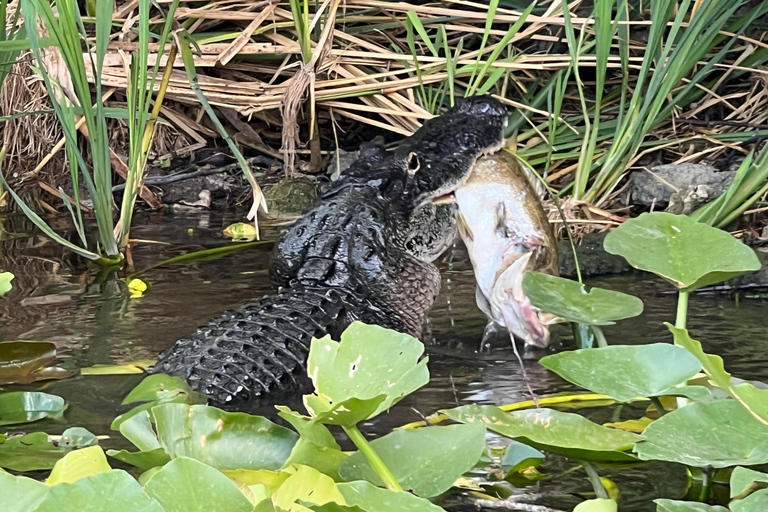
[2,211,768,511]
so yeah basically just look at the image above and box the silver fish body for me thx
[455,151,560,347]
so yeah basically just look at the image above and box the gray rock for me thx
[630,163,735,206]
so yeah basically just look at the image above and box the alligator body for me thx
[152,96,508,407]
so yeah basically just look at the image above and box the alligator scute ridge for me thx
[151,96,509,407]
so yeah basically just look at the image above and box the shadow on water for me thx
[2,211,768,510]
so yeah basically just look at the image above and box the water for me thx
[2,211,768,510]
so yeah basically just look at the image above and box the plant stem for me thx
[581,461,608,499]
[675,290,689,330]
[343,425,403,492]
[593,326,608,348]
[650,396,667,416]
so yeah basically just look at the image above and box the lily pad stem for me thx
[343,425,403,492]
[581,461,608,499]
[593,326,608,348]
[650,396,667,416]
[675,291,689,330]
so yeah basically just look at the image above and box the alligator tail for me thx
[151,284,360,406]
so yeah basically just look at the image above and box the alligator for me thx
[151,96,509,407]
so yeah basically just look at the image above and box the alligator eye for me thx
[406,152,420,175]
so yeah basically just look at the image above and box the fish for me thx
[454,151,560,348]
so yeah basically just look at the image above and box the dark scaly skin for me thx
[151,96,508,407]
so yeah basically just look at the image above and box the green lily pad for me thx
[501,441,545,474]
[0,470,50,512]
[33,470,164,512]
[603,212,761,291]
[522,272,644,325]
[272,464,345,510]
[336,480,446,512]
[0,341,72,385]
[0,432,65,471]
[654,500,728,512]
[152,403,298,471]
[635,400,768,468]
[669,325,768,426]
[112,375,206,430]
[339,424,486,498]
[731,490,768,512]
[277,407,348,480]
[107,410,170,471]
[731,467,768,499]
[47,446,112,485]
[539,344,706,402]
[0,391,66,426]
[108,448,171,471]
[574,499,617,512]
[442,405,641,462]
[304,322,429,426]
[0,272,14,297]
[143,457,253,512]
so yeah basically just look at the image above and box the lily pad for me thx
[603,212,761,291]
[522,272,644,325]
[0,391,66,426]
[0,341,72,385]
[731,467,768,499]
[277,407,347,480]
[111,374,205,430]
[442,405,641,462]
[107,410,170,471]
[635,400,768,468]
[143,457,253,512]
[539,344,706,402]
[731,490,768,512]
[669,325,768,426]
[304,322,429,426]
[0,432,65,471]
[502,441,545,474]
[108,448,171,471]
[272,464,345,510]
[574,499,617,512]
[33,470,164,512]
[0,470,50,512]
[152,403,298,471]
[339,424,486,498]
[336,480,446,512]
[80,359,156,375]
[0,271,14,296]
[655,500,728,512]
[47,446,112,485]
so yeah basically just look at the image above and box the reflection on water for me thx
[2,211,768,511]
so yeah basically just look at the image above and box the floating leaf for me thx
[0,391,66,426]
[112,374,205,430]
[669,325,768,427]
[47,446,112,485]
[523,272,644,325]
[603,212,761,291]
[0,271,14,296]
[304,322,429,426]
[107,448,171,472]
[574,499,617,512]
[339,424,486,498]
[654,499,728,511]
[152,403,298,471]
[731,490,768,512]
[603,417,653,433]
[0,470,50,511]
[501,441,545,474]
[277,407,347,480]
[272,464,345,510]
[442,405,640,462]
[143,457,253,512]
[33,470,163,512]
[58,428,99,449]
[731,467,768,499]
[0,341,72,385]
[539,344,706,402]
[0,432,65,471]
[635,400,768,468]
[336,480,446,512]
[81,359,156,375]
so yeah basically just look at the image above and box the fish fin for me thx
[457,212,473,242]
